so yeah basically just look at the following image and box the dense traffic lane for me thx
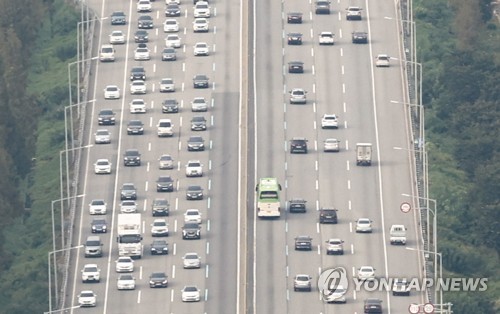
[66,0,241,313]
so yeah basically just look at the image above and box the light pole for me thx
[64,99,96,163]
[391,101,425,164]
[384,16,417,82]
[407,247,444,313]
[67,56,98,110]
[48,245,83,313]
[44,305,80,314]
[59,145,93,248]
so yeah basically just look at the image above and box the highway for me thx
[254,0,425,313]
[67,0,242,313]
[62,0,426,313]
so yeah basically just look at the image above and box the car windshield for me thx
[80,292,94,297]
[184,286,197,292]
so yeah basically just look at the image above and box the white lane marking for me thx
[285,222,288,232]
[338,11,341,21]
[348,180,351,190]
[207,197,211,209]
[205,289,209,301]
[349,222,353,233]
[284,121,287,130]
[148,141,152,151]
[284,180,288,189]
[311,47,314,57]
[145,181,149,192]
[208,179,212,190]
[172,265,176,278]
[316,223,320,233]
[178,140,182,151]
[209,140,213,150]
[309,11,312,20]
[174,219,177,232]
[214,7,217,16]
[349,200,352,210]
[143,199,147,212]
[342,65,345,75]
[180,99,184,110]
[316,200,319,211]
[346,140,349,151]
[142,221,146,234]
[314,140,318,151]
[312,65,315,75]
[212,62,216,72]
[170,289,174,302]
[150,100,154,109]
[317,245,321,255]
[315,179,319,190]
[313,101,317,112]
[313,83,316,93]
[286,289,290,301]
[352,266,356,277]
[342,83,346,93]
[154,45,157,54]
[212,82,215,90]
[182,62,185,72]
[213,43,216,52]
[214,26,216,34]
[206,242,210,254]
[211,115,214,126]
[343,102,347,112]
[153,63,156,73]
[181,82,185,91]
[346,160,350,171]
[344,120,348,129]
[285,245,289,256]
[175,180,180,191]
[147,162,150,172]
[351,244,355,255]
[211,98,215,107]
[209,159,212,170]
[339,29,343,39]
[286,266,289,277]
[179,116,183,127]
[313,120,317,129]
[139,266,143,279]
[206,264,209,278]
[318,267,322,276]
[175,197,178,210]
[137,290,141,303]
[315,160,318,171]
[173,243,176,255]
[207,219,211,231]
[310,28,313,38]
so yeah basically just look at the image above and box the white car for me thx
[159,78,175,92]
[323,138,340,152]
[104,85,120,99]
[159,154,174,169]
[115,256,134,273]
[137,0,152,12]
[89,199,107,215]
[94,159,112,174]
[358,266,376,281]
[130,80,147,94]
[356,218,373,233]
[120,200,138,213]
[117,274,136,290]
[184,209,202,224]
[289,88,307,104]
[181,286,201,302]
[109,30,125,44]
[77,290,96,307]
[164,19,180,32]
[99,44,115,62]
[185,160,203,177]
[94,129,111,144]
[183,252,201,268]
[375,54,390,67]
[151,219,169,236]
[191,97,208,112]
[129,99,147,113]
[321,114,339,128]
[319,31,335,45]
[193,42,209,56]
[324,285,347,303]
[194,1,211,18]
[81,264,100,283]
[134,47,150,60]
[193,18,209,32]
[166,0,180,4]
[346,6,362,20]
[165,34,181,48]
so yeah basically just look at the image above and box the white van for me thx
[99,44,115,62]
[157,119,174,137]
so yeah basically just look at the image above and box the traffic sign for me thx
[408,303,420,314]
[423,303,435,313]
[400,202,411,213]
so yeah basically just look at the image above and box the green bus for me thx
[256,178,281,218]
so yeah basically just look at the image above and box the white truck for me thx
[117,214,143,258]
[389,224,407,245]
[356,143,372,166]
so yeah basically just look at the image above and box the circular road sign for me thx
[408,303,420,314]
[423,303,435,313]
[400,202,411,213]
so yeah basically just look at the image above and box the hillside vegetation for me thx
[415,0,499,312]
[0,0,78,312]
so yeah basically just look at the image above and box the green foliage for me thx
[415,0,500,311]
[0,0,78,312]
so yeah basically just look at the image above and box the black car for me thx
[97,109,116,125]
[120,183,137,200]
[319,208,338,223]
[134,30,149,43]
[186,185,204,200]
[289,199,306,213]
[127,120,144,135]
[288,61,304,73]
[191,116,207,131]
[91,218,107,233]
[150,240,169,255]
[315,0,331,14]
[364,298,382,313]
[287,12,303,23]
[149,272,168,288]
[111,11,126,25]
[352,31,368,44]
[182,223,201,239]
[123,149,141,166]
[287,32,303,45]
[193,74,209,88]
[162,99,179,113]
[130,66,146,81]
[165,4,181,17]
[156,176,174,192]
[152,198,170,216]
[290,138,308,153]
[294,236,313,250]
[138,15,154,29]
[161,47,177,61]
[187,136,205,151]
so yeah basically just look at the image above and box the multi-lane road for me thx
[64,0,425,313]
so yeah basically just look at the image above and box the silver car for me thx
[323,138,340,152]
[120,200,138,213]
[94,129,111,144]
[182,253,201,268]
[160,78,175,92]
[158,154,174,169]
[356,218,373,233]
[191,97,208,112]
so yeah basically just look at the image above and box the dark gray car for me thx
[123,149,141,166]
[193,74,209,88]
[162,47,177,61]
[152,198,170,216]
[130,66,146,81]
[134,30,149,43]
[187,136,205,151]
[120,183,137,200]
[138,15,153,29]
[156,176,174,192]
[190,116,207,131]
[97,109,116,125]
[162,99,179,113]
[149,272,168,288]
[150,240,169,255]
[91,218,108,233]
[182,223,201,239]
[186,185,203,200]
[111,11,126,25]
[127,120,144,135]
